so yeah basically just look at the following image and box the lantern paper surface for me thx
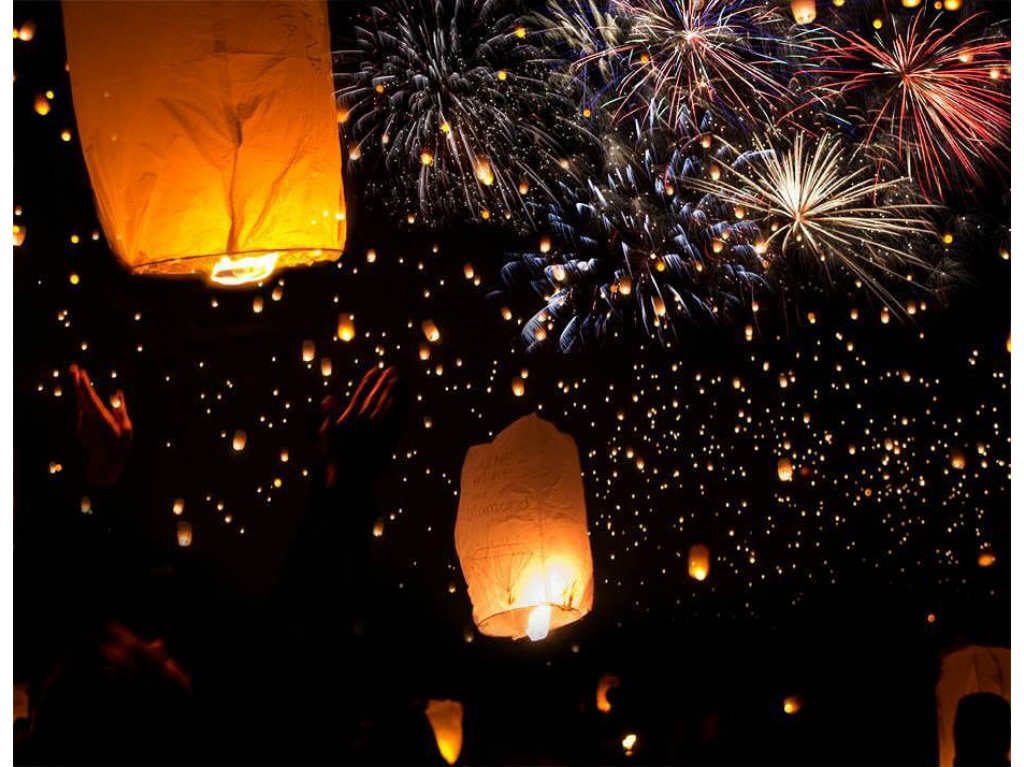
[455,414,594,640]
[63,1,345,284]
[935,645,1010,767]
[425,699,463,765]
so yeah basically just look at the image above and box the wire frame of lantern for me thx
[62,1,346,286]
[455,414,594,641]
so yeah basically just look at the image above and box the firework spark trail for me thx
[553,0,792,130]
[685,132,937,310]
[502,121,768,350]
[336,0,589,227]
[806,12,1009,199]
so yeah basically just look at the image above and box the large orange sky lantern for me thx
[63,1,345,285]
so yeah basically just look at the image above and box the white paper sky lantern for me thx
[455,414,594,641]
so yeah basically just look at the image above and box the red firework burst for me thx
[807,12,1009,199]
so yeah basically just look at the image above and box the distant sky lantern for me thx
[302,340,316,363]
[176,520,192,548]
[783,695,802,715]
[596,674,621,713]
[337,315,356,342]
[232,430,247,452]
[422,319,441,343]
[622,733,638,756]
[425,700,463,765]
[455,414,594,641]
[777,457,794,482]
[62,1,345,285]
[475,159,494,186]
[977,549,996,567]
[688,543,710,581]
[790,0,817,23]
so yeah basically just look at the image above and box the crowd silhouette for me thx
[12,363,1011,765]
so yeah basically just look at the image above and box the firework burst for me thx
[685,132,937,310]
[501,120,768,351]
[545,0,793,131]
[336,0,590,227]
[806,12,1010,199]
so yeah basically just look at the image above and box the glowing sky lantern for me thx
[425,699,463,765]
[62,1,345,285]
[337,315,356,342]
[455,414,594,641]
[422,320,441,343]
[790,0,817,24]
[622,733,638,756]
[688,543,710,581]
[176,520,192,548]
[596,673,621,714]
[777,457,794,482]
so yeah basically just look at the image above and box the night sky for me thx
[13,1,1010,764]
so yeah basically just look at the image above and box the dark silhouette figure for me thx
[953,692,1010,767]
[22,622,193,765]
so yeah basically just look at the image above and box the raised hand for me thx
[70,364,133,487]
[319,365,401,488]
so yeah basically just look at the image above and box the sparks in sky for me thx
[806,12,1010,200]
[336,0,589,228]
[551,0,791,130]
[685,132,937,311]
[502,121,768,351]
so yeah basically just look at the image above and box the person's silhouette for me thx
[953,692,1010,767]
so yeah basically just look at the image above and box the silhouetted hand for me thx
[100,621,192,692]
[319,365,400,488]
[71,364,132,487]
